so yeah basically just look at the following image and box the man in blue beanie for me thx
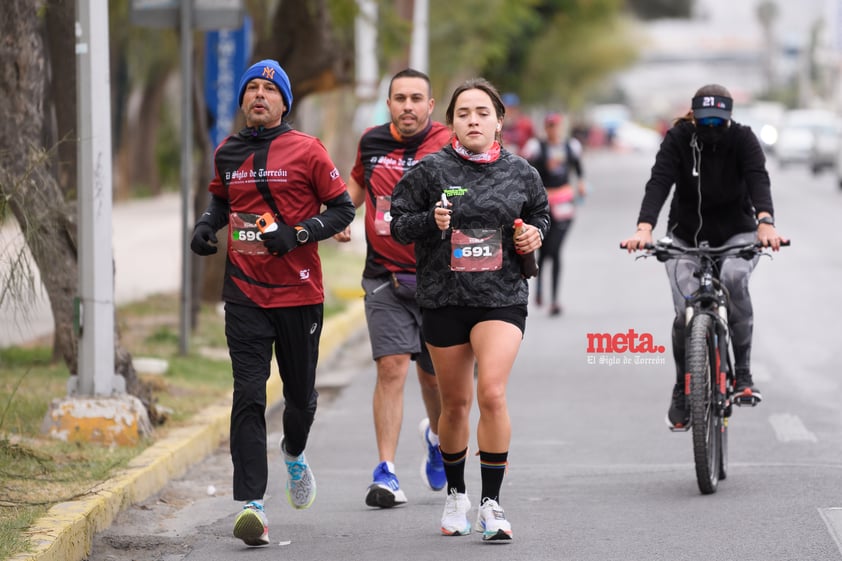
[237,59,294,117]
[190,58,355,547]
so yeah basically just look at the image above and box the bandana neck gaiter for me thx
[452,137,502,164]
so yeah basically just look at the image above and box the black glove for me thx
[190,223,218,256]
[261,222,297,256]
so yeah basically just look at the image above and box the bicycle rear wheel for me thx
[686,313,721,494]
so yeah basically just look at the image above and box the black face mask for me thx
[695,123,729,146]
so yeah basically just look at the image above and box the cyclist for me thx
[621,84,786,429]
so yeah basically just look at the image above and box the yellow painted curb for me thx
[12,298,365,561]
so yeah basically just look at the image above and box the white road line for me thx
[819,508,842,556]
[769,413,817,443]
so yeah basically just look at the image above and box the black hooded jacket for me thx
[637,119,773,246]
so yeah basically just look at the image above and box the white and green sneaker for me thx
[233,501,269,546]
[281,437,316,510]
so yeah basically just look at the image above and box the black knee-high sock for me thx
[479,450,508,503]
[440,447,468,494]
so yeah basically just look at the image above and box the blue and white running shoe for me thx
[365,461,408,508]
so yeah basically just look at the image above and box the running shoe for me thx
[281,438,316,510]
[440,490,471,536]
[666,382,690,429]
[418,418,446,491]
[232,501,269,546]
[735,373,763,403]
[365,461,408,508]
[475,498,513,542]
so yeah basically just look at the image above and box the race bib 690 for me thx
[229,212,268,255]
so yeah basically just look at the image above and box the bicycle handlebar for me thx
[619,238,790,261]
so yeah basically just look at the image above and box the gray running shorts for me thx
[361,275,434,374]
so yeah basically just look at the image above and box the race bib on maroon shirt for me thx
[229,212,269,255]
[374,195,392,236]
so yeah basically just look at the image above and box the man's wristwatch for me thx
[295,226,310,245]
[757,216,774,227]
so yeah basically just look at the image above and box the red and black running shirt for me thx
[351,121,451,278]
[209,125,347,308]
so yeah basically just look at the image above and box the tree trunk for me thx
[1,0,77,372]
[1,0,150,415]
[115,76,168,200]
[253,0,354,115]
[43,0,77,197]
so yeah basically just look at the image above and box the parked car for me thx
[775,109,841,170]
[810,123,841,175]
[774,124,813,166]
[612,121,663,153]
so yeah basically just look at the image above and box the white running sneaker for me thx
[440,490,471,536]
[232,501,269,546]
[281,437,316,510]
[475,498,512,542]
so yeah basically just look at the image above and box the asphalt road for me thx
[87,149,842,560]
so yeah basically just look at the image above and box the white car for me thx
[775,109,841,168]
[810,124,841,174]
[612,121,663,153]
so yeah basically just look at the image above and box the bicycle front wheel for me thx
[686,313,721,494]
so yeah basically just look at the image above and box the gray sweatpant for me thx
[665,232,759,379]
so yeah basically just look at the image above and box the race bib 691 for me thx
[450,228,502,272]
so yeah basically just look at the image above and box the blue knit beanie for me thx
[237,59,293,116]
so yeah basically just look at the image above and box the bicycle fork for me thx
[677,305,731,431]
[713,303,733,420]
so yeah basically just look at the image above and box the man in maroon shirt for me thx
[190,59,354,546]
[335,69,450,508]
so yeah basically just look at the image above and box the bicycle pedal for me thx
[733,394,760,407]
[665,416,691,432]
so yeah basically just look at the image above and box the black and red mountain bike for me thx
[625,238,788,494]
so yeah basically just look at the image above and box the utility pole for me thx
[179,0,194,355]
[76,0,117,396]
[409,0,428,73]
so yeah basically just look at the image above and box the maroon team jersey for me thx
[351,121,451,277]
[209,125,347,308]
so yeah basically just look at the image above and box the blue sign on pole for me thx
[205,16,252,148]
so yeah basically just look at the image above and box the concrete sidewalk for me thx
[12,298,366,561]
[0,193,182,348]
